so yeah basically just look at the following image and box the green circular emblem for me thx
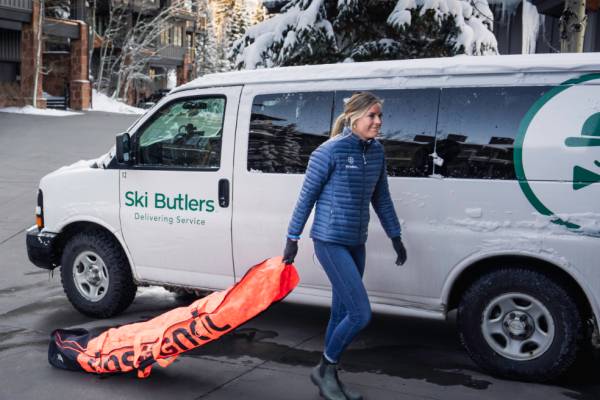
[514,74,600,232]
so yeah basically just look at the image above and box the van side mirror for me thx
[116,132,132,165]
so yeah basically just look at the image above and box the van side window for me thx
[136,97,226,169]
[247,92,335,174]
[435,87,552,180]
[334,89,440,177]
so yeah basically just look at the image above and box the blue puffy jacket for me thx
[288,127,401,246]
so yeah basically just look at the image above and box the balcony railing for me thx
[0,0,33,12]
[157,44,185,60]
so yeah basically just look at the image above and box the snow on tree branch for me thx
[229,0,337,69]
[230,0,498,70]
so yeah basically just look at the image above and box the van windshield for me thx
[136,97,226,169]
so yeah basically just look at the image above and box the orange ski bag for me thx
[49,258,299,378]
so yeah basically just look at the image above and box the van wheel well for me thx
[51,222,116,268]
[447,255,592,319]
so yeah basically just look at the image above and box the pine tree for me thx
[251,0,266,25]
[195,0,218,78]
[216,18,233,72]
[231,0,251,44]
[230,0,338,69]
[213,0,235,72]
[230,0,498,70]
[213,0,234,35]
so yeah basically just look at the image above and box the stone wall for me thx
[176,54,189,87]
[69,23,90,110]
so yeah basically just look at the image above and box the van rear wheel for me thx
[61,230,137,318]
[457,267,584,382]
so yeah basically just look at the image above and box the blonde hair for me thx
[331,91,384,138]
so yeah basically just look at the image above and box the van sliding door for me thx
[231,89,335,285]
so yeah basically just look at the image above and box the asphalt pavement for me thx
[1,110,599,400]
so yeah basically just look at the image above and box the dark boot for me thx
[310,355,346,400]
[338,379,363,400]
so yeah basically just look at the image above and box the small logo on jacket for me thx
[346,156,358,169]
[56,354,64,363]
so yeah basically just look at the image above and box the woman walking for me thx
[282,92,407,400]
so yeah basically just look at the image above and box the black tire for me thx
[457,267,584,382]
[60,230,137,318]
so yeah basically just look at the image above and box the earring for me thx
[352,124,356,128]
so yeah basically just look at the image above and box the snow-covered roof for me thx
[173,53,600,94]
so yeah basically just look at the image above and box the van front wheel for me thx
[457,267,584,382]
[61,230,137,318]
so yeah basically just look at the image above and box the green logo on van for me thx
[565,112,600,190]
[514,73,600,231]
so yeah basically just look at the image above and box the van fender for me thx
[52,216,139,281]
[440,249,600,320]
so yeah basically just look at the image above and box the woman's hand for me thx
[283,238,299,265]
[391,236,407,266]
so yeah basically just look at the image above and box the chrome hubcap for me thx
[72,251,109,302]
[481,292,555,361]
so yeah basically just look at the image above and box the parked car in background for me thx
[136,101,156,110]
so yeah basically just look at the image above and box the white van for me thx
[26,54,600,381]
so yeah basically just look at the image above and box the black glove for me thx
[391,236,407,266]
[282,238,299,265]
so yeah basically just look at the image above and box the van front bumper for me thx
[26,229,58,270]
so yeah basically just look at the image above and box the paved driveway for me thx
[0,111,599,400]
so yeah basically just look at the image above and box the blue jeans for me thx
[314,239,371,363]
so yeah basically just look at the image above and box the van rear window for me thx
[247,92,335,174]
[435,86,552,180]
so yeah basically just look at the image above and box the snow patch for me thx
[90,90,146,114]
[429,174,444,179]
[55,151,112,173]
[430,152,444,166]
[446,217,511,232]
[167,70,177,89]
[478,238,570,267]
[0,105,83,117]
[176,53,600,93]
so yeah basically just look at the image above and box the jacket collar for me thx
[342,127,373,149]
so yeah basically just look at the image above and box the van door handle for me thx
[218,179,229,208]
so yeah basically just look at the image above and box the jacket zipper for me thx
[358,145,367,240]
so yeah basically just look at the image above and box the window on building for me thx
[435,86,553,180]
[333,89,441,177]
[184,0,192,12]
[186,33,194,58]
[149,69,156,82]
[174,26,183,47]
[136,97,226,169]
[247,92,335,174]
[160,28,170,45]
[95,15,109,36]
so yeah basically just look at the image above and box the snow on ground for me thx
[167,70,177,89]
[90,90,145,114]
[0,105,83,117]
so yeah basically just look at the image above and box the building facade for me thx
[0,0,203,109]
